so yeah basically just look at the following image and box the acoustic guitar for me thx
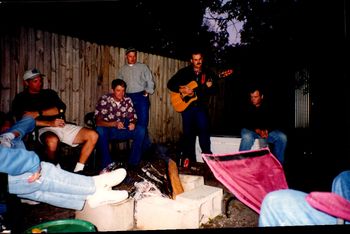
[170,69,233,112]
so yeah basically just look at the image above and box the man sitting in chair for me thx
[12,68,98,173]
[94,79,146,171]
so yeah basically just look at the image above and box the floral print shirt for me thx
[94,93,137,123]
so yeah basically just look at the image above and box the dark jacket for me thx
[240,101,280,132]
[167,65,218,108]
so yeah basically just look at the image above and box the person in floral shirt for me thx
[94,79,145,170]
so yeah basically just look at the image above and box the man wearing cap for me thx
[117,47,155,157]
[11,68,98,173]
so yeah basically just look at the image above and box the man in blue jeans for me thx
[167,50,219,165]
[259,170,350,226]
[0,114,129,210]
[117,47,155,155]
[239,85,287,164]
[94,79,145,169]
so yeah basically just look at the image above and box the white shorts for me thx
[38,124,83,147]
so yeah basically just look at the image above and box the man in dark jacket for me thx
[167,50,219,165]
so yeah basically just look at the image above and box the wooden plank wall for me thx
[0,27,189,143]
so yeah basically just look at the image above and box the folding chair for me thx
[202,147,288,214]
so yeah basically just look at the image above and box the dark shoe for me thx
[100,162,118,174]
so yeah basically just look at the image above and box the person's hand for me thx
[128,122,135,131]
[206,79,213,88]
[28,167,41,183]
[115,121,125,129]
[260,130,268,138]
[255,129,268,138]
[179,86,194,96]
[52,118,65,127]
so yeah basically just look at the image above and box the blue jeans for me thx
[259,171,350,226]
[96,125,146,168]
[8,162,95,210]
[239,128,287,164]
[181,106,211,161]
[8,115,36,149]
[127,92,152,151]
[5,117,95,210]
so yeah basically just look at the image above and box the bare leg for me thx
[73,128,98,164]
[42,132,60,164]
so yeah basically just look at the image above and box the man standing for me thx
[11,68,98,173]
[167,50,219,165]
[238,85,287,164]
[117,47,155,155]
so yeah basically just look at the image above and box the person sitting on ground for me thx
[0,113,128,210]
[94,78,145,170]
[11,68,98,173]
[259,170,350,226]
[238,85,287,164]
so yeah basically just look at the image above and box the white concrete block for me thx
[135,196,199,230]
[196,136,265,162]
[176,185,223,225]
[179,174,204,192]
[75,198,134,231]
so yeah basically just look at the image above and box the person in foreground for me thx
[259,170,350,226]
[239,85,287,164]
[12,68,98,173]
[0,115,128,210]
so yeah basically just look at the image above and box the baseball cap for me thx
[23,68,45,81]
[125,47,136,55]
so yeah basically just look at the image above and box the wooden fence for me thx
[0,27,191,143]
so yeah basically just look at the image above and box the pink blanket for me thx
[202,147,288,213]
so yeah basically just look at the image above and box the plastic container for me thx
[25,219,96,233]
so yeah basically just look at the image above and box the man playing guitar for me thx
[167,50,232,166]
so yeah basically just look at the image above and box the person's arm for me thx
[203,68,219,95]
[167,69,185,93]
[142,64,155,95]
[95,115,121,128]
[125,97,137,130]
[12,93,27,121]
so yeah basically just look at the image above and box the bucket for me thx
[25,219,96,233]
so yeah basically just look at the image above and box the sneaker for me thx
[93,168,127,190]
[0,133,14,148]
[87,190,129,208]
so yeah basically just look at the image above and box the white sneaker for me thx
[87,190,129,208]
[0,133,14,148]
[93,168,127,190]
